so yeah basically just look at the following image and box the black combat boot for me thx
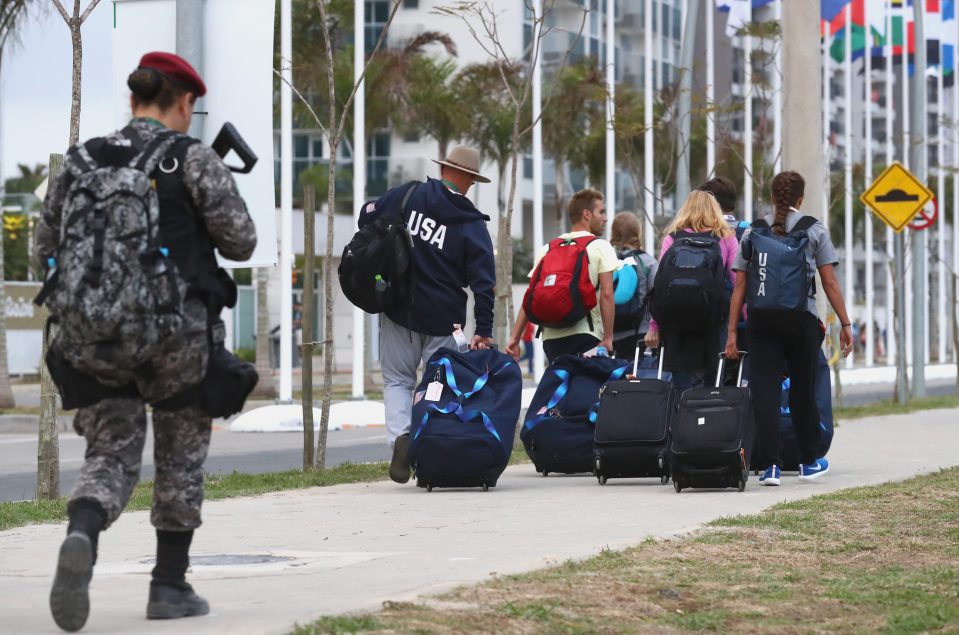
[389,432,411,483]
[50,499,106,632]
[146,529,209,620]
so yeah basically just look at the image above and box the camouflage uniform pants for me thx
[69,397,212,531]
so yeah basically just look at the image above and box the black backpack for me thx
[612,249,652,332]
[339,181,419,314]
[649,231,727,332]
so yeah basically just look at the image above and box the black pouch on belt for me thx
[200,321,259,418]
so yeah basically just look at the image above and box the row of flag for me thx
[717,1,957,78]
[824,1,956,78]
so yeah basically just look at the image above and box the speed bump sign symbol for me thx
[860,162,934,232]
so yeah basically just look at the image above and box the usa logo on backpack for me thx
[742,216,818,313]
[523,236,597,330]
[35,129,189,385]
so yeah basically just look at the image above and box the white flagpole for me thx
[844,2,855,368]
[773,0,783,174]
[707,0,716,177]
[532,0,545,381]
[606,0,615,240]
[938,35,947,364]
[954,16,959,363]
[885,1,897,367]
[280,0,293,402]
[352,0,366,398]
[744,0,754,221]
[866,0,876,367]
[644,0,655,253]
[903,10,914,366]
[824,22,832,234]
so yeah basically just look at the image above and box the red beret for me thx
[138,51,207,97]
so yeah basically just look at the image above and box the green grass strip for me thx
[833,392,959,420]
[0,462,388,532]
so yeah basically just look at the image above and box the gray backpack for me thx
[36,129,189,384]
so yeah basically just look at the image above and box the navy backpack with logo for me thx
[741,216,818,313]
[521,354,629,475]
[408,348,522,491]
[613,249,652,332]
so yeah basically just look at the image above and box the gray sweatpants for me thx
[380,316,456,448]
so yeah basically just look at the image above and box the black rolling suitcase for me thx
[670,353,752,493]
[593,348,675,485]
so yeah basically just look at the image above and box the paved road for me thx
[1,408,956,635]
[0,427,389,502]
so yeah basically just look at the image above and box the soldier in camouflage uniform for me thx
[38,52,257,632]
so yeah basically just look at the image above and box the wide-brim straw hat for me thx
[431,145,491,183]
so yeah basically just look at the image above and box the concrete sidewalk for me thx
[2,408,958,635]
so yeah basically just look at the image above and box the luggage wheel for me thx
[541,469,549,477]
[660,474,669,485]
[737,478,746,492]
[597,475,608,486]
[482,483,489,492]
[426,484,433,493]
[673,479,682,493]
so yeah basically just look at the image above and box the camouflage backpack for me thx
[36,129,190,385]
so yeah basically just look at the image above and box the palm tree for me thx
[0,0,35,409]
[396,55,465,160]
[458,60,530,343]
[542,59,607,227]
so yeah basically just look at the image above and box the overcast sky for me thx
[1,3,114,184]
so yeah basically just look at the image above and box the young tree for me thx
[542,59,606,227]
[251,267,277,398]
[435,0,588,345]
[277,0,402,469]
[52,0,102,144]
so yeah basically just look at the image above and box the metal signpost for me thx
[861,161,935,404]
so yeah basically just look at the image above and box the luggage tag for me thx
[425,369,444,402]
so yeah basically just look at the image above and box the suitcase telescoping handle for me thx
[716,352,748,388]
[633,346,666,380]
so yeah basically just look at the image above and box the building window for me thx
[367,132,391,197]
[366,1,390,51]
[673,6,681,40]
[403,0,418,7]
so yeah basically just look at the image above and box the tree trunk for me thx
[830,313,843,409]
[0,186,16,408]
[252,267,277,398]
[301,185,316,470]
[952,271,958,393]
[69,20,82,145]
[554,158,566,231]
[316,149,337,470]
[493,158,515,346]
[364,315,376,394]
[37,153,63,501]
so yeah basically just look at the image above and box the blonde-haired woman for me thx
[645,190,739,389]
[609,212,658,360]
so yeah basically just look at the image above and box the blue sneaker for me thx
[798,458,830,482]
[759,465,781,486]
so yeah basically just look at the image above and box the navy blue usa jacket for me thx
[357,177,496,338]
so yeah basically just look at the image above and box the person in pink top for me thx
[644,190,739,389]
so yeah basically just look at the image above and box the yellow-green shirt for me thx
[528,231,622,341]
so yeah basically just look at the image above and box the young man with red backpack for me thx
[506,189,620,364]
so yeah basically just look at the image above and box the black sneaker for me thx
[50,531,94,632]
[146,581,210,620]
[389,433,411,484]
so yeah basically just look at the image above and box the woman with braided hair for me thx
[725,171,853,486]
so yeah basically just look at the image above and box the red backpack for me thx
[523,235,597,330]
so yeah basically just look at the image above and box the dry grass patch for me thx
[294,468,959,635]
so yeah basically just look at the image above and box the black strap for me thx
[790,215,819,233]
[83,208,108,288]
[400,181,420,214]
[751,218,770,229]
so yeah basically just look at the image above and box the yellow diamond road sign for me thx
[860,162,934,233]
